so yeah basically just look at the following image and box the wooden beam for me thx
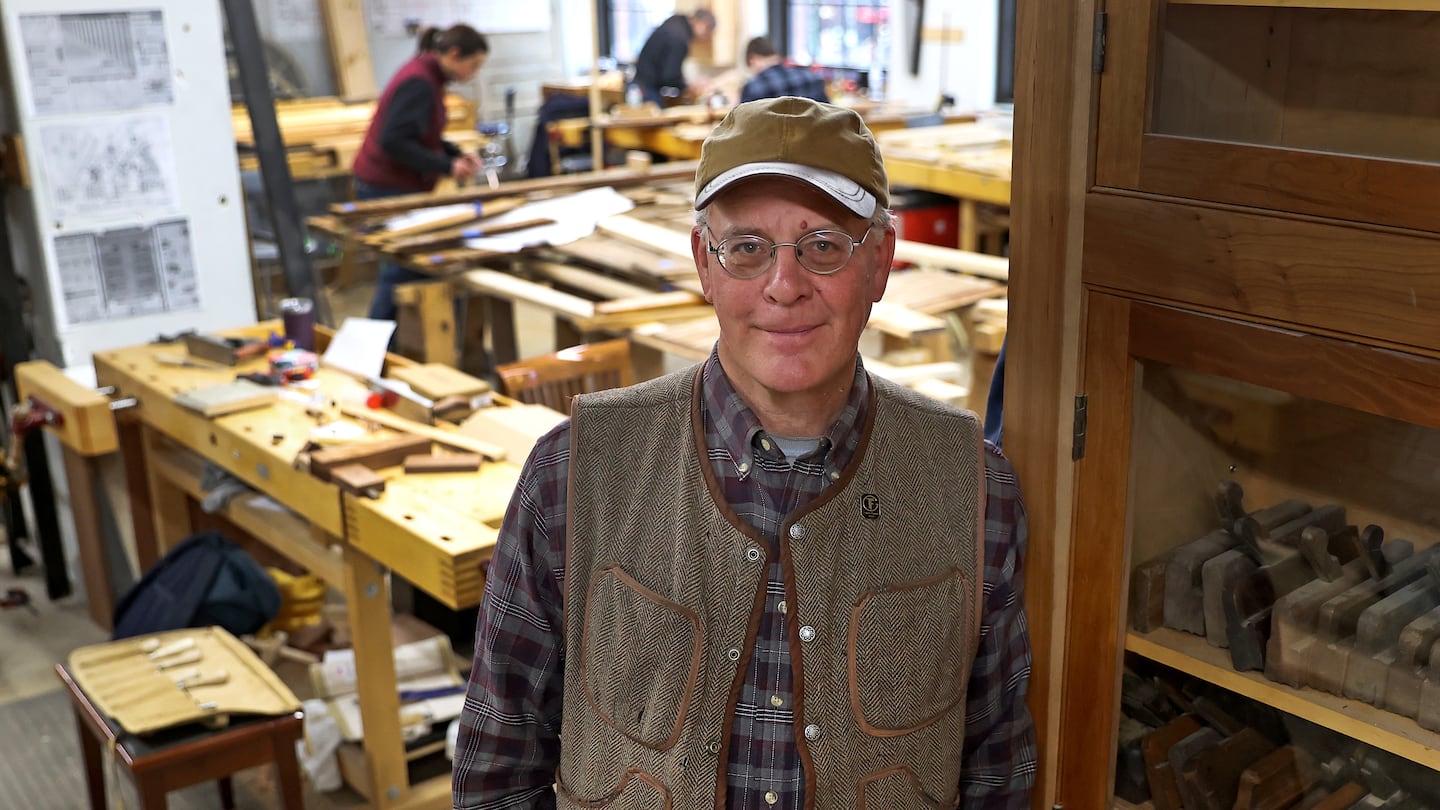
[595,216,694,261]
[337,402,506,460]
[318,0,377,101]
[892,241,1010,281]
[530,261,657,301]
[459,270,598,321]
[330,162,700,219]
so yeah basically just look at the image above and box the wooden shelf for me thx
[1126,628,1440,770]
[1167,0,1440,10]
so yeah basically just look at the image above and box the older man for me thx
[452,96,1036,810]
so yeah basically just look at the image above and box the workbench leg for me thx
[488,296,519,367]
[60,445,115,630]
[116,414,158,573]
[959,199,979,253]
[333,237,364,290]
[418,281,458,367]
[141,426,194,557]
[342,544,410,808]
[630,343,666,382]
[554,317,583,352]
[459,295,490,378]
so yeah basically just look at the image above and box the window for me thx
[787,0,891,76]
[598,0,677,64]
[996,0,1015,104]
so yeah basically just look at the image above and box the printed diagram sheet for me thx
[53,219,201,325]
[19,10,173,116]
[38,116,180,222]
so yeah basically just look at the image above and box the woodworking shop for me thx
[0,0,1436,807]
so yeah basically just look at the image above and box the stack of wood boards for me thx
[315,162,701,274]
[876,123,1013,181]
[232,95,481,179]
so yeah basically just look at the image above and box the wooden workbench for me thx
[547,105,978,164]
[89,324,524,809]
[878,122,1013,253]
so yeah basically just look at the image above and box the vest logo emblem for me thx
[859,493,880,519]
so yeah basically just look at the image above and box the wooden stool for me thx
[55,663,305,810]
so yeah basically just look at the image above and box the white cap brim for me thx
[694,161,877,218]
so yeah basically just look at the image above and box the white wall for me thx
[887,0,999,113]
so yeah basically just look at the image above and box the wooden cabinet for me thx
[1046,0,1440,806]
[1096,0,1440,232]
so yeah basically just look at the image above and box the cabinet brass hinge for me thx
[1092,11,1108,74]
[1072,394,1088,461]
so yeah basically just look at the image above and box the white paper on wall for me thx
[38,115,180,223]
[53,218,201,326]
[19,9,174,116]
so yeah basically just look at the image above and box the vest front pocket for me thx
[848,566,973,735]
[581,565,703,750]
[856,765,947,809]
[557,767,672,810]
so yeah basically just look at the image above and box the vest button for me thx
[788,523,806,540]
[798,625,817,642]
[777,600,787,614]
[804,724,821,741]
[706,740,721,754]
[726,647,741,662]
[746,547,762,562]
[765,791,779,805]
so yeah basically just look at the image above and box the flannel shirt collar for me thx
[700,347,869,482]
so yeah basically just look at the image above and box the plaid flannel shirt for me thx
[740,65,830,104]
[453,352,1036,809]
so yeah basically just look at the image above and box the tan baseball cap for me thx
[694,96,889,218]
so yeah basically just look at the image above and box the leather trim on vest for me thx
[686,369,774,810]
[778,377,878,805]
[847,565,972,736]
[557,767,673,809]
[580,565,703,751]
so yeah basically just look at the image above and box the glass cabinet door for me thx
[1093,0,1440,232]
[1058,294,1440,807]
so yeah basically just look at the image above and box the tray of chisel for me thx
[68,626,301,735]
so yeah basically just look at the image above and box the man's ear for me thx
[870,224,897,302]
[692,226,715,303]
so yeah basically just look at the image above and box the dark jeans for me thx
[355,179,428,321]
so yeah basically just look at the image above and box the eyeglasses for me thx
[705,225,872,279]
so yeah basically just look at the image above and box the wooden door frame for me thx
[1009,0,1099,804]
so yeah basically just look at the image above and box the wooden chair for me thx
[496,339,635,413]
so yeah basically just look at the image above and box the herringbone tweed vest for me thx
[558,366,985,810]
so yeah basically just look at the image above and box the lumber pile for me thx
[232,95,482,179]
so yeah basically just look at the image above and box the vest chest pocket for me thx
[581,565,703,750]
[848,566,974,736]
[558,767,672,809]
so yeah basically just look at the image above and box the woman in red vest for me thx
[355,24,489,320]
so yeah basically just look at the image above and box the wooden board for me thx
[318,0,377,101]
[309,435,432,481]
[403,453,482,473]
[330,161,701,219]
[338,402,505,460]
[459,404,567,464]
[390,364,492,400]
